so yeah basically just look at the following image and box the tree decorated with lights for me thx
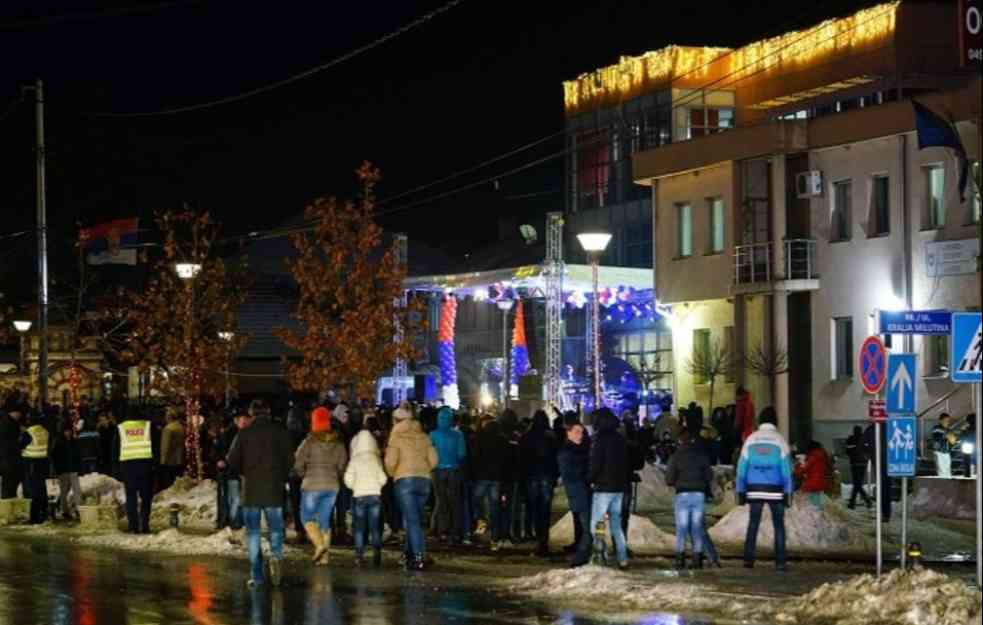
[123,210,249,480]
[276,163,423,400]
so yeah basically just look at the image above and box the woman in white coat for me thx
[344,430,390,566]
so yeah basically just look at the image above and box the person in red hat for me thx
[294,406,348,566]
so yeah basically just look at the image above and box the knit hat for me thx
[311,407,332,433]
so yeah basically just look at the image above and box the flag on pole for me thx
[912,100,970,202]
[79,218,139,265]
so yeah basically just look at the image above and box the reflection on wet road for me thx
[0,537,716,625]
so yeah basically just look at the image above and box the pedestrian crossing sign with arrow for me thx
[887,353,917,415]
[950,312,982,384]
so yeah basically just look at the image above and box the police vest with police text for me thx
[118,420,153,462]
[22,425,49,459]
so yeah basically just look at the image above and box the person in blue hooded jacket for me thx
[735,406,793,571]
[430,407,467,544]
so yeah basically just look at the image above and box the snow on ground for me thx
[709,493,872,552]
[771,568,981,625]
[635,463,733,513]
[509,564,759,618]
[910,478,977,521]
[26,474,126,506]
[548,512,676,554]
[150,477,218,530]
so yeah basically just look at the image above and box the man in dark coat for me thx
[0,409,25,499]
[557,421,592,567]
[519,410,559,557]
[845,425,872,509]
[470,416,508,549]
[226,400,293,587]
[589,408,629,568]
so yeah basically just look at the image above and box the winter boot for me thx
[317,530,332,566]
[695,554,705,570]
[355,551,366,567]
[268,558,283,587]
[305,522,326,564]
[372,548,382,567]
[674,553,687,570]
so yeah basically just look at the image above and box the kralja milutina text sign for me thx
[878,310,952,335]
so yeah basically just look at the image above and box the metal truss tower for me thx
[544,213,564,409]
[392,234,409,405]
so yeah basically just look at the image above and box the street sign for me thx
[868,399,887,423]
[924,239,980,277]
[878,310,951,335]
[859,336,888,395]
[951,312,982,384]
[887,354,917,414]
[887,416,918,477]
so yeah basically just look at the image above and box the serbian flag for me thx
[79,218,139,265]
[511,299,530,385]
[438,296,460,409]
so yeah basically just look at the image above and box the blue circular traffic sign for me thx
[859,335,887,394]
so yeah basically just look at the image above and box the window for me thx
[708,197,725,253]
[833,317,853,379]
[926,335,950,376]
[925,165,945,229]
[686,107,735,138]
[677,203,692,257]
[831,180,852,242]
[693,329,711,384]
[624,219,653,268]
[869,175,890,236]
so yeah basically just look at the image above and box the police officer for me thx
[117,415,154,533]
[20,415,50,524]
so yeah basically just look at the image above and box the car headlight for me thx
[962,442,975,455]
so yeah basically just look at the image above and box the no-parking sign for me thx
[859,336,888,395]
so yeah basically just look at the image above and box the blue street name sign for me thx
[887,416,918,477]
[951,312,982,384]
[887,353,917,415]
[878,310,951,335]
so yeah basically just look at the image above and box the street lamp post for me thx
[13,320,32,375]
[577,232,612,413]
[497,299,514,409]
[218,331,234,408]
[176,262,202,479]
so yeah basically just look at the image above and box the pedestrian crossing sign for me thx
[950,312,982,384]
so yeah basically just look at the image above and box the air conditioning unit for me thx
[796,170,823,198]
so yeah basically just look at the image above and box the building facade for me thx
[562,1,982,448]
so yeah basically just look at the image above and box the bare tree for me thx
[685,338,733,412]
[745,340,789,404]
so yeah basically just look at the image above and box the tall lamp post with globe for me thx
[577,232,611,413]
[13,320,32,376]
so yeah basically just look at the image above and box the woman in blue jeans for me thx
[384,407,438,571]
[665,429,713,569]
[294,407,348,567]
[344,430,389,566]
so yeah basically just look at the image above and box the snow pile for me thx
[509,565,759,616]
[548,513,675,554]
[771,568,981,625]
[709,493,871,552]
[708,484,737,517]
[151,478,218,530]
[25,474,126,506]
[635,463,733,513]
[76,527,246,557]
[911,479,976,521]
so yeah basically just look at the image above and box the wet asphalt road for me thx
[0,536,718,625]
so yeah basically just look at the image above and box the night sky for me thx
[1,0,872,300]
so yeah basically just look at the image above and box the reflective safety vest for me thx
[118,420,153,462]
[22,425,49,459]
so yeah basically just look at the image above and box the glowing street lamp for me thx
[218,331,234,407]
[13,320,32,374]
[175,262,202,280]
[577,232,612,412]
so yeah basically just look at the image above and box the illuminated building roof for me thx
[563,2,899,115]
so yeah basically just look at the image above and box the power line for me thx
[87,0,466,118]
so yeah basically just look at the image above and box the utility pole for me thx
[23,79,49,407]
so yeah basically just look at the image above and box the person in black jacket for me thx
[519,410,559,557]
[589,408,629,569]
[620,413,645,542]
[845,426,872,509]
[470,415,508,550]
[557,421,592,567]
[666,428,713,569]
[52,425,82,520]
[0,408,25,499]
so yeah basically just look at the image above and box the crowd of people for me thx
[2,384,974,589]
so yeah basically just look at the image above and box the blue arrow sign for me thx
[887,416,917,477]
[878,310,951,335]
[887,353,917,414]
[950,312,982,384]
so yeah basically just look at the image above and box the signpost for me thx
[878,309,951,335]
[887,416,918,477]
[886,352,918,569]
[868,399,887,423]
[887,354,917,415]
[949,312,981,588]
[859,335,887,576]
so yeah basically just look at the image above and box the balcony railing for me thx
[735,239,818,286]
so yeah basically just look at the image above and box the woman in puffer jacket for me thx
[295,407,348,566]
[344,430,389,566]
[385,407,439,571]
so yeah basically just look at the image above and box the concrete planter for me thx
[78,505,119,530]
[0,499,30,526]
